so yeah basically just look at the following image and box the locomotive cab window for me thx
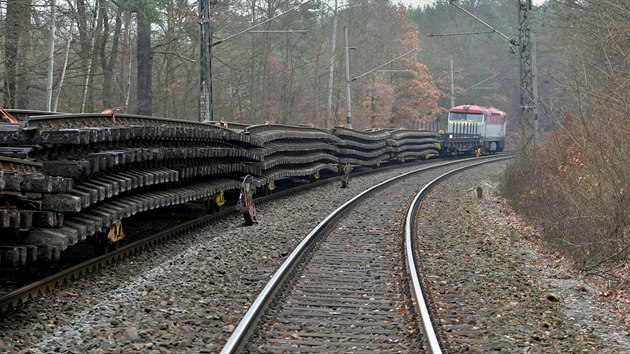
[448,112,484,122]
[449,112,467,121]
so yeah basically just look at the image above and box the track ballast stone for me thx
[0,160,627,353]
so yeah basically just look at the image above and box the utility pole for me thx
[326,0,338,129]
[450,56,455,108]
[199,0,214,122]
[343,26,353,129]
[518,0,536,143]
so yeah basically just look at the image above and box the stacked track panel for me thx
[0,113,442,266]
[388,129,440,161]
[0,114,261,264]
[331,127,392,167]
[245,124,340,186]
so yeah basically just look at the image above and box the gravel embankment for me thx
[417,161,629,353]
[0,159,627,353]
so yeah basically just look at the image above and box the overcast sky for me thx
[395,0,545,8]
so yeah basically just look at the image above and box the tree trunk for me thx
[280,34,295,125]
[4,0,31,108]
[53,24,73,112]
[137,10,152,116]
[121,11,132,111]
[100,2,122,108]
[80,0,100,113]
[46,0,56,110]
[325,0,338,129]
[248,0,258,123]
[75,0,90,102]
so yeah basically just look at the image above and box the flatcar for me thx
[439,104,506,156]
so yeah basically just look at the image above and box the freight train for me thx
[0,106,506,265]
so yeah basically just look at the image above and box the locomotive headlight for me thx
[449,134,453,139]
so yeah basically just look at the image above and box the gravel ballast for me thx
[0,159,627,353]
[417,161,629,353]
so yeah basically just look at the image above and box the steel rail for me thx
[22,112,228,130]
[0,155,43,167]
[220,154,509,353]
[5,109,58,119]
[404,156,513,354]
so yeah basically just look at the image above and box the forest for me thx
[3,0,442,129]
[1,0,628,272]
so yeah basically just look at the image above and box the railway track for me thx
[222,155,510,353]
[3,153,625,353]
[1,110,519,351]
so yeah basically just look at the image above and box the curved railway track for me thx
[221,155,511,353]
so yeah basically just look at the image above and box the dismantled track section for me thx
[0,111,439,266]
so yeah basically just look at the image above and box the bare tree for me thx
[136,5,153,116]
[46,0,57,110]
[504,0,629,269]
[4,0,32,108]
[99,0,123,109]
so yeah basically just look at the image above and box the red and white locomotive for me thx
[440,104,506,156]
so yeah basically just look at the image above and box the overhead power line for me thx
[448,0,518,52]
[249,30,308,33]
[426,30,496,37]
[351,48,418,82]
[212,0,314,46]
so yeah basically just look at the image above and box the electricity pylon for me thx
[518,0,537,144]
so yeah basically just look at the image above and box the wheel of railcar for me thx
[266,181,275,196]
[207,192,225,214]
[203,197,211,214]
[93,228,110,255]
[205,199,217,214]
[106,241,120,253]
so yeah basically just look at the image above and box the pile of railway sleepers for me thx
[331,127,392,167]
[0,113,261,264]
[387,129,440,161]
[331,127,440,166]
[245,124,340,187]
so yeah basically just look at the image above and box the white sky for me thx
[395,0,545,8]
